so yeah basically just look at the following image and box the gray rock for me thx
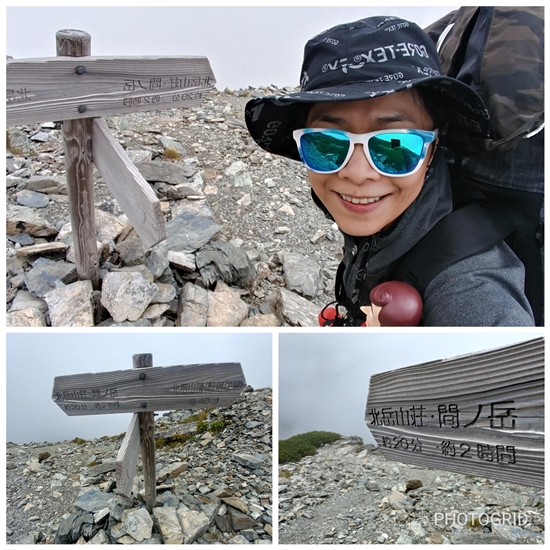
[144,241,170,278]
[120,507,154,542]
[153,506,183,544]
[278,287,319,327]
[6,307,47,327]
[25,174,66,194]
[224,161,252,187]
[8,290,48,313]
[449,533,513,544]
[54,510,94,544]
[240,313,280,327]
[165,211,222,254]
[24,258,77,298]
[281,251,322,298]
[167,250,196,271]
[6,205,58,237]
[43,280,94,327]
[207,282,249,327]
[100,272,158,323]
[196,240,257,288]
[74,489,114,513]
[176,283,209,327]
[15,190,49,208]
[30,130,51,142]
[95,209,126,243]
[136,160,195,184]
[232,453,265,469]
[114,229,150,266]
[108,494,134,521]
[177,509,210,544]
[491,522,545,543]
[7,233,35,246]
[152,282,177,304]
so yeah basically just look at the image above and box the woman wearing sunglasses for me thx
[245,16,534,326]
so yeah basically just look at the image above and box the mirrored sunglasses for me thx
[293,128,439,177]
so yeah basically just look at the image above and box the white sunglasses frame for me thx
[293,128,439,177]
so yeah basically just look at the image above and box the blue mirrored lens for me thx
[299,130,350,172]
[368,133,424,175]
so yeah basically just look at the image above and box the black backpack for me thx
[392,7,544,325]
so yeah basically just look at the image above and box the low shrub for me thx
[279,431,341,463]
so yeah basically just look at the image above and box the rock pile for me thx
[279,436,545,545]
[6,87,343,327]
[6,387,272,544]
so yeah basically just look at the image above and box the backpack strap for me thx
[390,203,515,296]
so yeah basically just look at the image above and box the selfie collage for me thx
[5,5,545,546]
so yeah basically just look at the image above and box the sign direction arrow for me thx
[365,338,544,488]
[52,362,246,416]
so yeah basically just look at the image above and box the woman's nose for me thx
[337,144,381,183]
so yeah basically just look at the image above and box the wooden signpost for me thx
[365,337,544,488]
[52,354,246,510]
[7,30,216,287]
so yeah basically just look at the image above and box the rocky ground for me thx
[6,86,343,327]
[6,387,272,544]
[279,437,545,545]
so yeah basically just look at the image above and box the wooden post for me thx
[133,353,156,511]
[56,30,99,289]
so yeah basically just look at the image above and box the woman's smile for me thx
[306,91,436,237]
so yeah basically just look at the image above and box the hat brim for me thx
[245,76,490,160]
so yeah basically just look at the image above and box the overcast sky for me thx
[279,331,544,444]
[6,5,459,90]
[6,332,272,444]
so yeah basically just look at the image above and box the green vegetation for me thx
[155,433,194,450]
[100,433,125,442]
[71,437,87,445]
[163,147,182,161]
[279,431,342,463]
[179,410,212,424]
[196,418,227,435]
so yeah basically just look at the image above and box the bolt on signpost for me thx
[365,337,544,488]
[7,30,216,288]
[52,355,246,511]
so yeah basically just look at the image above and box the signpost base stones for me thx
[7,29,216,287]
[366,337,544,488]
[52,354,247,538]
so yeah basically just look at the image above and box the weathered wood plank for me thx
[7,55,216,125]
[52,362,246,416]
[57,30,100,289]
[92,118,165,247]
[115,413,141,498]
[366,338,544,488]
[134,354,156,511]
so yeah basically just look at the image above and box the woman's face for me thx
[305,90,436,237]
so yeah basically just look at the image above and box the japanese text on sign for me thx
[368,400,517,429]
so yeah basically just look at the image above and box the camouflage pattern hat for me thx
[245,15,490,161]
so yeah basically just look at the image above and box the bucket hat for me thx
[245,16,490,161]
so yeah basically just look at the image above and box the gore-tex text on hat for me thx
[323,43,431,75]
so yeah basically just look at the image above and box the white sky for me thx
[279,331,544,444]
[6,332,272,444]
[5,5,459,90]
